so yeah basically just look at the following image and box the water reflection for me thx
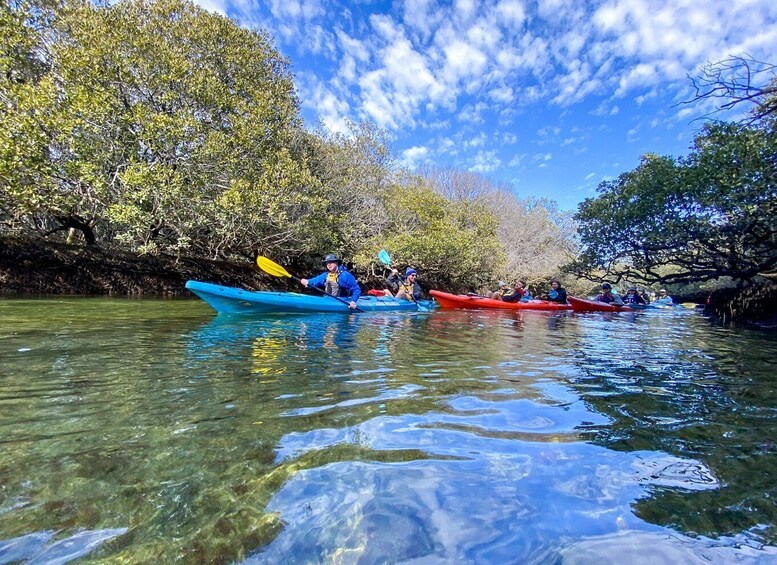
[1,299,776,563]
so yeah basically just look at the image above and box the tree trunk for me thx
[705,283,777,328]
[55,216,97,245]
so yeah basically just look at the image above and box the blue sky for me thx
[194,0,777,210]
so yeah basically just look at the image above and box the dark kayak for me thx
[568,297,635,312]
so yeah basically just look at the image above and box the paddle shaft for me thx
[300,275,363,312]
[256,256,363,312]
[379,253,426,311]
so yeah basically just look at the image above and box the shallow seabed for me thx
[1,297,776,564]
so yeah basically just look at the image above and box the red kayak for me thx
[568,296,641,312]
[430,290,572,311]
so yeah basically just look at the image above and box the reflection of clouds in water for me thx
[246,394,722,563]
[279,384,425,421]
[559,530,777,564]
[245,440,721,564]
[0,528,127,564]
[273,392,611,464]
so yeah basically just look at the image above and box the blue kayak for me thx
[186,280,433,314]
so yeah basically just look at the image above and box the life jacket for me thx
[398,280,415,298]
[325,271,340,296]
[623,292,642,304]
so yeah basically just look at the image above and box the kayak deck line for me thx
[430,290,572,311]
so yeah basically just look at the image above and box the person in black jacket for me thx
[542,279,567,303]
[622,286,647,305]
[595,283,623,305]
[386,267,422,301]
[491,280,530,302]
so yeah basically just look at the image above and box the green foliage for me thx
[0,0,568,288]
[571,122,777,285]
[369,181,504,291]
[1,0,315,255]
[300,122,394,261]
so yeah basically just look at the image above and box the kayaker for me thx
[492,280,530,302]
[595,283,623,305]
[622,286,647,305]
[386,267,422,301]
[541,279,567,303]
[301,253,362,309]
[653,288,674,306]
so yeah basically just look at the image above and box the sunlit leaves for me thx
[572,122,777,284]
[2,0,309,254]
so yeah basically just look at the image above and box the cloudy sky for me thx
[196,0,777,209]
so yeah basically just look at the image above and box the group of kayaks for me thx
[186,280,678,315]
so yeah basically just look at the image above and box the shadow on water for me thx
[1,299,777,563]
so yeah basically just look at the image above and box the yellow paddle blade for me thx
[256,256,292,278]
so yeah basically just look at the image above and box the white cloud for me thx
[470,150,501,173]
[401,145,430,169]
[508,153,526,167]
[496,0,527,26]
[233,0,777,208]
[465,132,488,148]
[403,0,439,40]
[675,107,695,120]
[442,38,488,82]
[614,63,658,97]
[489,85,515,103]
[267,0,324,21]
[457,102,488,124]
[537,126,561,138]
[336,30,370,62]
[454,0,477,23]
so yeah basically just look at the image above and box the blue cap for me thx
[405,268,417,277]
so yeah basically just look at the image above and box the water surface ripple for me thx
[1,298,776,563]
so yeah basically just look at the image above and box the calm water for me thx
[1,297,777,564]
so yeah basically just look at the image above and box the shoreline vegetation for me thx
[2,236,776,330]
[2,0,775,328]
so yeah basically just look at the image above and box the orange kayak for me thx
[430,290,572,310]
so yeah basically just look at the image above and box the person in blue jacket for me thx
[301,253,362,309]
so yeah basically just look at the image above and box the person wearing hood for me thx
[386,267,422,301]
[301,253,362,309]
